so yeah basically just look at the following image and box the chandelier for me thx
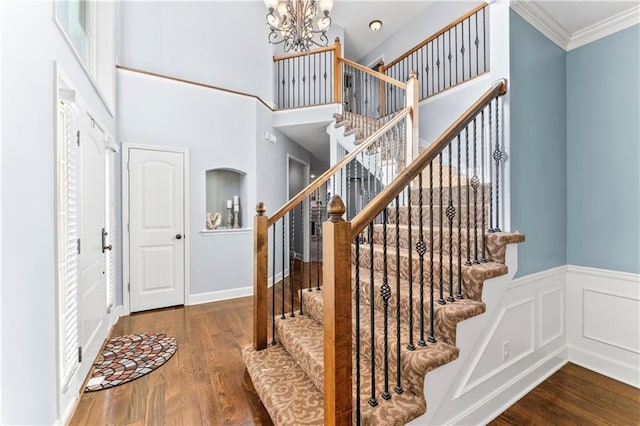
[264,0,334,52]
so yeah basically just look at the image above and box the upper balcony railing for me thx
[380,3,489,102]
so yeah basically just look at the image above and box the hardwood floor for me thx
[69,297,273,426]
[490,363,640,426]
[69,291,639,425]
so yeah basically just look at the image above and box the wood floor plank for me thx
[69,290,639,426]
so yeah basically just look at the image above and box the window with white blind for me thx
[56,95,80,392]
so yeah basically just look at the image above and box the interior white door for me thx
[129,148,185,312]
[77,115,108,383]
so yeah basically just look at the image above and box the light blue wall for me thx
[567,25,640,274]
[509,11,567,277]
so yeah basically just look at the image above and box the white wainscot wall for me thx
[566,265,640,388]
[413,260,569,425]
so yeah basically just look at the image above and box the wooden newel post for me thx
[333,37,343,104]
[406,70,419,165]
[253,202,268,351]
[323,195,353,425]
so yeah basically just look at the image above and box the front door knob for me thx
[176,234,183,240]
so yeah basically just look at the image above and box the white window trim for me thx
[52,1,115,117]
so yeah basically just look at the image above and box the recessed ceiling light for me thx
[369,20,382,32]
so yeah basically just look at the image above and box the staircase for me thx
[245,4,520,424]
[243,191,523,425]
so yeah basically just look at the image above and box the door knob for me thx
[176,234,183,240]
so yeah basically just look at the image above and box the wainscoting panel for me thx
[567,265,640,388]
[539,287,564,347]
[421,261,568,426]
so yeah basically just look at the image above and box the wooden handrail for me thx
[267,108,411,227]
[381,2,488,72]
[350,79,507,238]
[273,42,339,62]
[339,57,407,90]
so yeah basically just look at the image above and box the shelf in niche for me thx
[206,168,247,230]
[200,228,252,236]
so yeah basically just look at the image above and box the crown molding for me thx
[511,1,640,52]
[511,0,571,50]
[567,5,640,51]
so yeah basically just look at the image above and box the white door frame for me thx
[122,142,190,315]
[286,154,310,262]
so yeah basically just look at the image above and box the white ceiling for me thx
[330,1,432,60]
[330,1,639,58]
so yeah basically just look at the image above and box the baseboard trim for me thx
[568,344,640,388]
[189,286,253,305]
[453,347,568,425]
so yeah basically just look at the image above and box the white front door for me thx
[77,115,108,383]
[128,148,185,312]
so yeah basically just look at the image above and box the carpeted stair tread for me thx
[354,266,486,345]
[386,204,489,227]
[300,290,461,396]
[352,243,508,301]
[275,315,325,391]
[267,314,442,426]
[242,344,324,426]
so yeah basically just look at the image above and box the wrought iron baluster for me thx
[448,29,453,90]
[472,119,480,264]
[465,126,472,266]
[272,225,277,344]
[483,8,487,72]
[417,172,426,347]
[368,223,378,407]
[289,211,295,317]
[394,196,403,394]
[438,153,445,305]
[488,99,494,231]
[460,20,465,81]
[407,187,415,351]
[308,197,313,291]
[355,237,362,423]
[481,109,487,262]
[428,162,436,343]
[281,217,286,318]
[456,136,464,299]
[468,17,472,80]
[381,209,391,400]
[447,143,455,302]
[493,97,502,232]
[455,23,459,85]
[299,201,304,314]
[475,12,480,76]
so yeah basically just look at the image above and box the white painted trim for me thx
[189,286,253,305]
[509,264,568,288]
[567,264,640,283]
[199,228,253,236]
[454,298,536,398]
[568,344,640,388]
[538,287,565,347]
[510,1,570,50]
[566,264,640,388]
[121,143,191,315]
[463,350,568,426]
[511,1,640,52]
[567,5,640,51]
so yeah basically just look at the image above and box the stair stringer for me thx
[407,244,520,425]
